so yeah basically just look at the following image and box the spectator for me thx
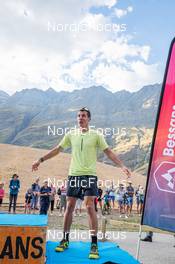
[56,187,61,209]
[40,179,51,215]
[102,190,111,215]
[116,183,125,218]
[24,188,32,214]
[123,190,128,217]
[97,185,103,213]
[31,177,40,212]
[75,197,84,216]
[109,184,116,209]
[9,174,20,214]
[50,184,56,215]
[126,181,134,217]
[135,185,140,214]
[138,186,144,215]
[0,181,5,208]
[57,187,61,196]
[59,184,67,216]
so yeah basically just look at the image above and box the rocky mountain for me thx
[0,90,9,104]
[0,84,162,173]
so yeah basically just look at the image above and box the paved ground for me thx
[47,229,175,264]
[47,211,175,264]
[116,232,175,264]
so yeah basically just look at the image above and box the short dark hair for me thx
[79,107,91,119]
[12,173,19,178]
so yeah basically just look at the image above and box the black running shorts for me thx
[67,175,98,198]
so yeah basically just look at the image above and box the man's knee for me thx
[65,200,75,214]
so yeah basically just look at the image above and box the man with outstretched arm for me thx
[32,107,131,259]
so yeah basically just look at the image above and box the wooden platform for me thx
[0,214,48,263]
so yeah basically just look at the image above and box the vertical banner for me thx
[142,38,175,232]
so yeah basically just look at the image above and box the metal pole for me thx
[136,224,142,261]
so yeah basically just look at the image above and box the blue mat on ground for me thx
[46,241,140,264]
[0,213,48,226]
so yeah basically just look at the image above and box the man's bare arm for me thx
[104,148,131,177]
[32,145,63,171]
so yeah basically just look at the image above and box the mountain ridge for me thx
[0,84,162,173]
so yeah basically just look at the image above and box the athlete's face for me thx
[77,111,90,128]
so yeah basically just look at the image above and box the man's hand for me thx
[104,148,131,178]
[32,160,41,171]
[121,166,131,178]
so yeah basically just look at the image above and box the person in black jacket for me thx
[31,177,40,211]
[39,179,51,215]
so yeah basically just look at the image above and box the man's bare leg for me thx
[84,196,98,236]
[63,197,77,233]
[84,196,99,259]
[55,197,77,252]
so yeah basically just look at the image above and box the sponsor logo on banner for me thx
[154,161,175,194]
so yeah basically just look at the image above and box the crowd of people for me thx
[96,182,145,217]
[0,174,145,217]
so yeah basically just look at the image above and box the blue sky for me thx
[91,0,175,66]
[0,0,174,95]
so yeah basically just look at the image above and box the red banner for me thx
[142,38,175,232]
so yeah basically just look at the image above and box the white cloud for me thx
[89,0,117,8]
[92,61,162,92]
[100,40,150,62]
[115,8,127,18]
[127,6,133,12]
[0,1,161,95]
[114,6,133,18]
[63,58,93,82]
